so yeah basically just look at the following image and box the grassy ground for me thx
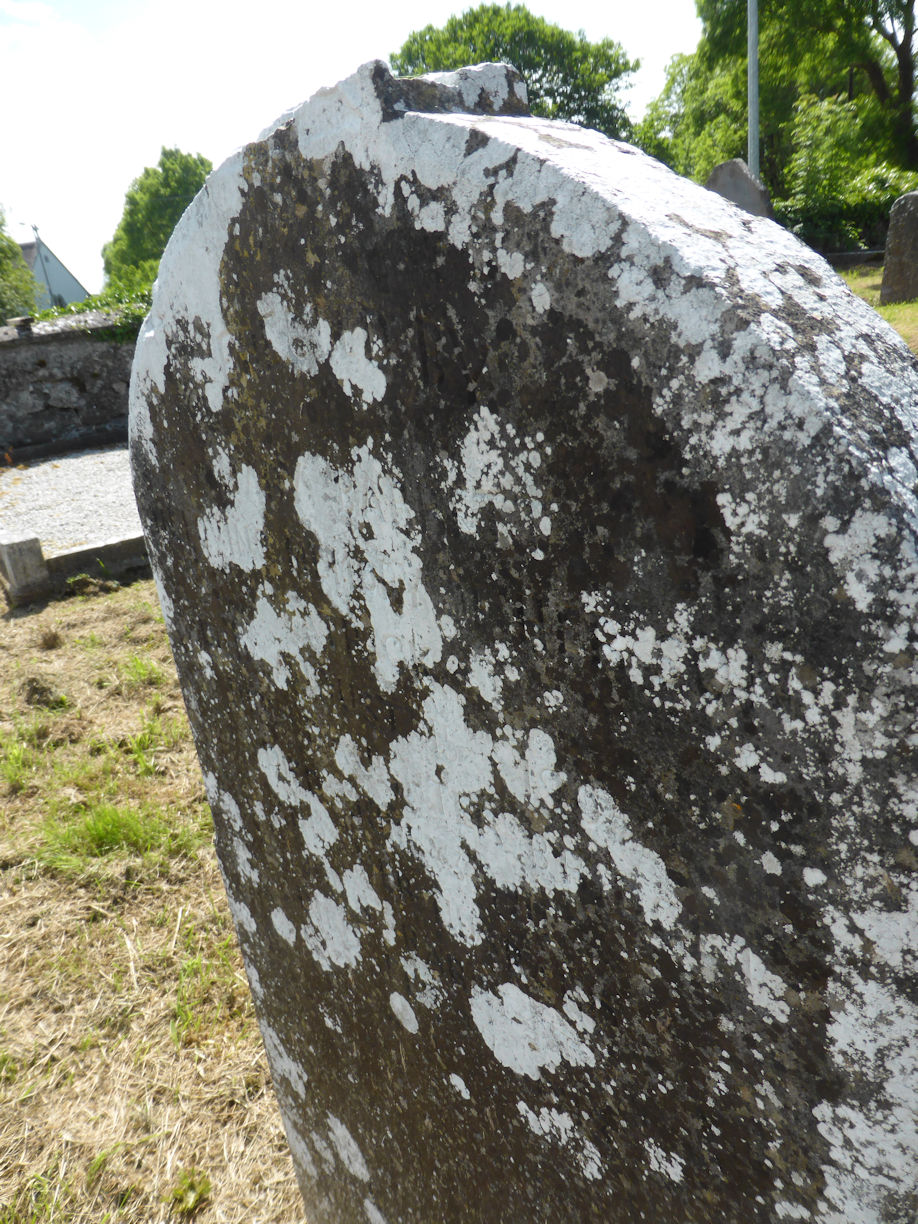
[0,575,305,1223]
[840,264,918,353]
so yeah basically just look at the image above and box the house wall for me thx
[0,314,137,454]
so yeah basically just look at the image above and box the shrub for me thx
[773,95,918,252]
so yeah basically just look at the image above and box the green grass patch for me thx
[0,1160,75,1223]
[841,264,918,354]
[168,1167,212,1216]
[0,734,34,794]
[121,654,165,688]
[0,578,302,1222]
[36,800,207,875]
[0,1050,18,1084]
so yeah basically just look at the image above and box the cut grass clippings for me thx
[0,577,305,1223]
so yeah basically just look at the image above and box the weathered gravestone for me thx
[705,158,771,218]
[130,61,918,1224]
[881,190,918,304]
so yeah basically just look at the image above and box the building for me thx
[19,235,88,310]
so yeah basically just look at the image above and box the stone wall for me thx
[0,313,137,454]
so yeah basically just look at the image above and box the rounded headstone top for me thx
[705,157,772,217]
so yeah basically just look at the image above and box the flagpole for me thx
[748,0,760,179]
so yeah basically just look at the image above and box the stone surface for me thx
[130,61,918,1224]
[705,158,772,217]
[0,315,134,453]
[881,191,918,304]
[0,537,48,602]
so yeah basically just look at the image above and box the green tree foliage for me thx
[0,209,37,320]
[696,0,917,167]
[390,3,638,139]
[102,147,212,284]
[637,0,918,249]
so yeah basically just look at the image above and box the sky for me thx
[0,0,701,294]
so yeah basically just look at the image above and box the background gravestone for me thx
[881,190,918,304]
[704,157,771,217]
[130,62,918,1224]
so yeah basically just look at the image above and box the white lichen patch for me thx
[293,446,442,691]
[644,1138,685,1184]
[387,682,583,945]
[310,1130,336,1174]
[589,604,693,694]
[283,1121,318,1181]
[470,982,596,1080]
[444,405,545,539]
[257,272,332,377]
[496,245,526,279]
[198,459,266,572]
[492,728,566,810]
[400,954,444,1010]
[258,273,385,405]
[517,1100,573,1141]
[812,977,918,1223]
[301,892,361,971]
[260,1021,308,1100]
[271,907,297,945]
[240,587,327,689]
[468,648,504,710]
[330,327,387,404]
[468,810,584,895]
[578,785,682,931]
[129,149,245,463]
[298,791,338,857]
[530,281,551,313]
[334,735,394,809]
[342,864,382,913]
[823,509,895,613]
[363,1197,389,1224]
[389,991,419,1034]
[700,934,791,1025]
[327,1113,371,1181]
[515,1100,602,1179]
[258,744,311,807]
[449,1072,470,1099]
[386,682,496,945]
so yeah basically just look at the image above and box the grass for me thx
[0,577,306,1223]
[840,263,918,354]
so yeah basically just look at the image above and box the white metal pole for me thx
[748,0,760,179]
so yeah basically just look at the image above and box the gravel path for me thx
[0,444,142,556]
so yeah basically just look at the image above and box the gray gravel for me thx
[0,444,142,556]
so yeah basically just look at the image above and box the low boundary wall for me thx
[0,313,138,455]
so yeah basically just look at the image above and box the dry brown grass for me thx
[0,576,305,1223]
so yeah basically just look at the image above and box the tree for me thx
[390,3,638,140]
[0,208,37,320]
[636,1,918,250]
[102,147,212,284]
[695,0,918,168]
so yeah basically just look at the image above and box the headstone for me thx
[881,190,918,304]
[130,61,918,1224]
[705,158,771,217]
[0,537,48,604]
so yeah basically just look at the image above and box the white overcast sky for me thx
[0,0,701,293]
